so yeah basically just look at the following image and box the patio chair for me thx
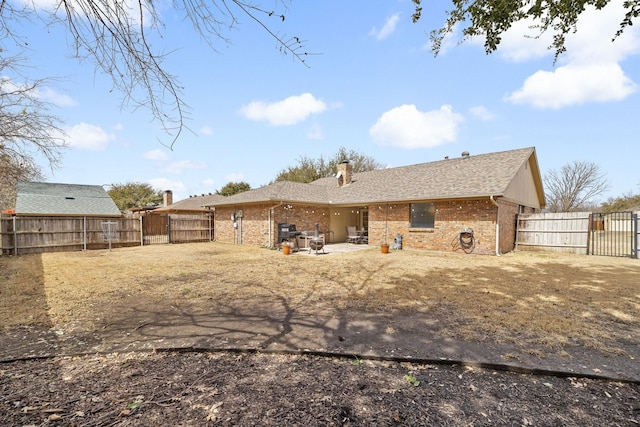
[346,225,361,244]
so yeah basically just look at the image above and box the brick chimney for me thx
[163,190,173,207]
[336,160,353,187]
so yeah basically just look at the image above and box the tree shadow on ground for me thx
[86,259,639,382]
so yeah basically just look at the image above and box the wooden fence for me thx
[1,214,213,255]
[515,212,591,254]
[516,211,639,258]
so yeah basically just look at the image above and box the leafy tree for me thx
[411,0,638,60]
[217,181,251,196]
[1,1,308,146]
[274,147,383,184]
[544,161,609,212]
[601,189,640,213]
[108,182,163,212]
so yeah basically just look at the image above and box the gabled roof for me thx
[15,182,121,216]
[154,193,226,212]
[205,147,545,208]
[208,180,331,207]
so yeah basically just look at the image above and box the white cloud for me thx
[469,105,496,121]
[239,93,327,126]
[148,178,185,193]
[37,87,77,107]
[161,160,207,174]
[496,1,639,63]
[494,20,555,63]
[200,125,213,136]
[505,63,637,108]
[562,2,640,64]
[0,78,77,107]
[202,178,215,187]
[369,104,463,149]
[225,173,244,182]
[25,0,152,26]
[65,122,114,150]
[501,1,640,108]
[370,13,400,40]
[143,149,169,162]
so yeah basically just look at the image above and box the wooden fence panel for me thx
[516,212,590,254]
[169,214,212,243]
[1,213,212,255]
[84,217,141,250]
[0,216,141,255]
[143,215,169,245]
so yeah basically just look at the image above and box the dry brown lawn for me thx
[1,242,639,356]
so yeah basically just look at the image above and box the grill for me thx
[278,223,301,250]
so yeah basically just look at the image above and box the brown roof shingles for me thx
[155,193,226,212]
[205,147,539,207]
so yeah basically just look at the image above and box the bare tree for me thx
[1,1,309,148]
[0,156,44,212]
[544,161,610,212]
[0,53,66,211]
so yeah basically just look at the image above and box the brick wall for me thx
[367,199,499,255]
[496,199,517,254]
[215,204,329,247]
[215,197,527,254]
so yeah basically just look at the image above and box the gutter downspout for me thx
[268,201,284,248]
[490,195,500,256]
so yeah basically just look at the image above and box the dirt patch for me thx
[2,351,639,426]
[1,243,639,424]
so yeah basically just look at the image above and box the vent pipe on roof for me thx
[461,151,470,158]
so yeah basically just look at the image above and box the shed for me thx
[15,182,121,217]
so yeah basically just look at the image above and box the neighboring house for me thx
[152,191,225,215]
[15,182,121,217]
[205,147,546,255]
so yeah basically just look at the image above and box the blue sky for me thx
[11,0,640,203]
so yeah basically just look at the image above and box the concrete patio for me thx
[288,241,373,255]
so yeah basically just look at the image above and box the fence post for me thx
[13,216,17,256]
[167,214,171,244]
[515,214,520,251]
[633,213,638,259]
[587,213,592,255]
[209,213,213,242]
[140,216,144,246]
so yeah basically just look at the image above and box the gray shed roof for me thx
[15,182,122,216]
[206,147,543,208]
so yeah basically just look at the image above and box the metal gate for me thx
[589,212,638,258]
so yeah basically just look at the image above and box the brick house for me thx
[205,147,545,255]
